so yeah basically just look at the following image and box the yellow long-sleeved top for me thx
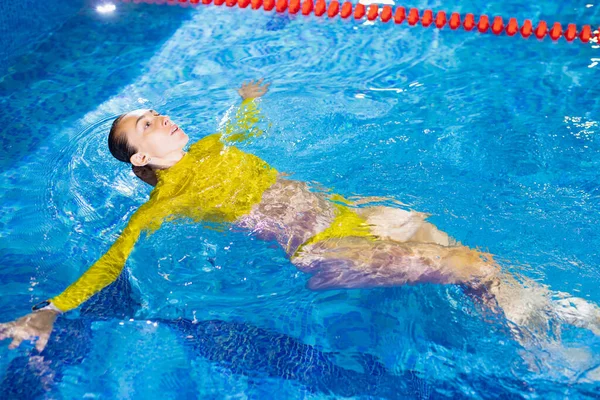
[51,101,279,312]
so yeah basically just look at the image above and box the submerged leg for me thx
[294,236,600,337]
[553,296,600,335]
[468,274,600,337]
[292,236,496,290]
[356,206,457,246]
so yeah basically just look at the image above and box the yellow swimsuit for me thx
[50,100,371,312]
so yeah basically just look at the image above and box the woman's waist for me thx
[236,177,373,256]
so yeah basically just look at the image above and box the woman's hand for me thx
[0,309,58,352]
[237,79,270,100]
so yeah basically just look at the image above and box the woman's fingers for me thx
[241,79,268,88]
[238,79,270,100]
[1,324,36,350]
[8,336,24,350]
[0,321,12,332]
[0,323,14,341]
[0,311,57,351]
[35,332,50,352]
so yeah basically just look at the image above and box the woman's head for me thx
[108,109,189,168]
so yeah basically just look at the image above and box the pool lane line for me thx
[122,0,599,44]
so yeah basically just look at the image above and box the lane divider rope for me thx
[123,0,600,44]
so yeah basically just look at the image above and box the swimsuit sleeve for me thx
[219,98,268,144]
[50,199,170,312]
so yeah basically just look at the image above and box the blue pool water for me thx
[0,0,599,398]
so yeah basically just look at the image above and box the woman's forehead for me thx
[126,108,154,118]
[119,109,155,130]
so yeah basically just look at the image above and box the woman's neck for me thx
[148,150,187,170]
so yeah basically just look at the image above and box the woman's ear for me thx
[132,165,158,187]
[130,152,151,167]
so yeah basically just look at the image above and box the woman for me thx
[1,80,599,352]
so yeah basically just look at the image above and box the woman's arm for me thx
[220,79,271,144]
[0,197,171,351]
[50,200,165,312]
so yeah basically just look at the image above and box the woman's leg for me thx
[293,237,600,336]
[292,236,497,290]
[479,274,600,336]
[355,206,456,247]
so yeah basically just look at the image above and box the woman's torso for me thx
[150,134,343,255]
[148,134,449,262]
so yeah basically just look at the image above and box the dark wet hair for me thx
[107,113,158,187]
[107,114,136,164]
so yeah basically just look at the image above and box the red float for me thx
[477,15,489,33]
[535,21,548,39]
[367,4,378,21]
[449,13,460,30]
[564,24,577,41]
[129,0,597,44]
[580,25,592,42]
[408,8,419,26]
[276,0,286,12]
[301,0,312,15]
[506,18,518,36]
[314,0,325,16]
[491,16,503,34]
[340,1,352,18]
[521,19,533,37]
[380,5,392,23]
[327,0,339,17]
[354,3,365,19]
[435,11,446,29]
[394,7,406,24]
[288,0,299,13]
[549,22,562,40]
[421,10,433,27]
[463,13,475,31]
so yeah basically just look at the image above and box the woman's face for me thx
[118,109,189,165]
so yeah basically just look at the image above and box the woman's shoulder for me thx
[188,133,225,153]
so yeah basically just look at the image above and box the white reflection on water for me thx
[96,3,116,13]
[564,116,598,138]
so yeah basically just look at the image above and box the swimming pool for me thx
[0,0,599,398]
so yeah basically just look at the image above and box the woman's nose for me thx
[162,116,170,126]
